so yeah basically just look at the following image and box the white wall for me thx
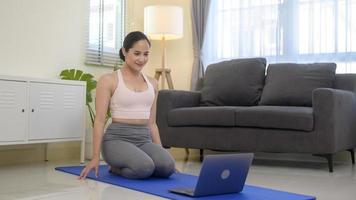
[0,0,193,87]
[0,0,109,78]
[0,0,113,164]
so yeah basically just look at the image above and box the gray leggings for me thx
[102,122,175,179]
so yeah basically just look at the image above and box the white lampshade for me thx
[144,5,183,40]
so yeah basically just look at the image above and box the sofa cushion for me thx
[168,107,239,127]
[200,58,266,106]
[235,106,314,131]
[259,63,336,106]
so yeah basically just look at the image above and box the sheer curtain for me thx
[203,0,356,73]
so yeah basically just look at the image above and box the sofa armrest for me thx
[156,90,201,146]
[312,88,356,153]
[157,90,201,110]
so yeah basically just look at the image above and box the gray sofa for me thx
[157,58,356,172]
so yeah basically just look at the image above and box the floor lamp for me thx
[144,5,183,89]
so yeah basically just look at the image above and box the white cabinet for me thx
[29,82,84,140]
[0,76,86,163]
[0,80,27,142]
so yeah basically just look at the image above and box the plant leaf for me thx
[74,70,84,80]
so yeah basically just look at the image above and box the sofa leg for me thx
[347,149,355,164]
[200,149,204,162]
[314,153,333,172]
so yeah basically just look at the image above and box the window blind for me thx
[85,0,126,67]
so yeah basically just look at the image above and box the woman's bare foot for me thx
[108,166,121,175]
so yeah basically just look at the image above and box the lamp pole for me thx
[161,36,166,89]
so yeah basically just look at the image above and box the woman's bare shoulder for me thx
[97,72,117,89]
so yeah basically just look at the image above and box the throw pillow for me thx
[259,63,336,106]
[200,58,266,106]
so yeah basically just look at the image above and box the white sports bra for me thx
[109,70,155,119]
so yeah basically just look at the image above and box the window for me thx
[85,0,126,67]
[203,0,356,73]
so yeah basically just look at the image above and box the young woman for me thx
[79,31,175,179]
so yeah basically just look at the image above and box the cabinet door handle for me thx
[22,109,25,112]
[31,109,34,112]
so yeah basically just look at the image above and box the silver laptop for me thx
[169,153,254,197]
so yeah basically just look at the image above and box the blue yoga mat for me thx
[55,165,315,200]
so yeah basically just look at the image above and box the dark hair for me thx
[119,31,151,61]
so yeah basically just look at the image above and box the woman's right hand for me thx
[78,158,100,180]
